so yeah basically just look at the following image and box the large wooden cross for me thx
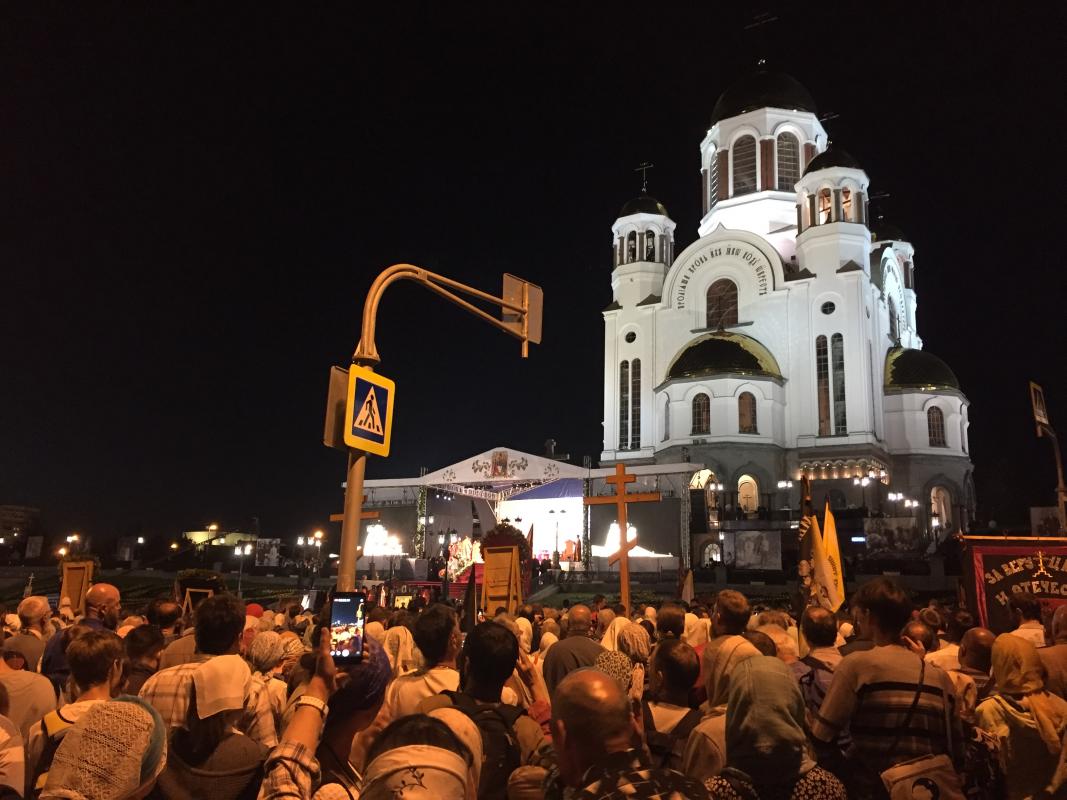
[584,464,661,615]
[330,496,379,524]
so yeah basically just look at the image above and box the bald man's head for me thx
[85,584,121,629]
[552,668,632,783]
[959,627,995,673]
[566,604,592,634]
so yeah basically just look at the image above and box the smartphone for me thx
[330,592,366,664]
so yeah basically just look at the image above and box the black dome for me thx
[803,145,862,175]
[620,194,669,217]
[667,332,782,382]
[884,347,960,393]
[872,219,907,243]
[711,70,816,125]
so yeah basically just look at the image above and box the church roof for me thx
[871,219,908,243]
[711,70,816,125]
[884,347,960,393]
[620,194,669,217]
[666,332,783,382]
[803,145,862,176]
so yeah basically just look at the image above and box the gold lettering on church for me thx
[675,242,771,308]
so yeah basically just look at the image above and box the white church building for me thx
[601,69,975,568]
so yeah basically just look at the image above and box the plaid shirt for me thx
[138,658,278,748]
[576,748,710,800]
[257,742,354,800]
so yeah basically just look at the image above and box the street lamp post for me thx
[235,541,253,598]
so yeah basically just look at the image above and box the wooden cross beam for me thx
[331,496,380,523]
[584,463,661,616]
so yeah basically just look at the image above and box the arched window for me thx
[930,486,952,533]
[815,336,831,436]
[662,397,670,441]
[738,392,758,433]
[842,187,853,221]
[691,393,710,435]
[626,231,637,263]
[644,231,656,261]
[818,188,833,224]
[630,359,641,450]
[888,298,899,342]
[831,333,847,435]
[928,406,947,447]
[618,361,630,449]
[776,133,800,191]
[706,279,739,329]
[708,154,719,209]
[732,135,757,196]
[737,474,759,514]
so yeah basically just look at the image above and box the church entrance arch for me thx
[701,541,722,567]
[690,469,722,530]
[738,474,759,515]
[930,486,952,535]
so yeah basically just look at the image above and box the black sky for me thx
[2,4,1065,543]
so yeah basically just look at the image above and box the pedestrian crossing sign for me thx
[344,366,395,456]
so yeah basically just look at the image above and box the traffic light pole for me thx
[335,264,541,593]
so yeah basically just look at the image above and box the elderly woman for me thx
[704,656,846,799]
[248,631,288,730]
[976,634,1067,800]
[382,624,420,678]
[595,608,616,642]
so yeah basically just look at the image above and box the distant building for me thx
[0,505,40,537]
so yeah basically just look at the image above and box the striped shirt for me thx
[812,644,963,773]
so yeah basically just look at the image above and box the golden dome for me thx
[666,332,783,382]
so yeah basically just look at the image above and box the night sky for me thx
[2,5,1064,545]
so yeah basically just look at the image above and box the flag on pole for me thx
[461,565,478,633]
[526,525,534,554]
[811,501,845,611]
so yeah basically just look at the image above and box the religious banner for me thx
[481,545,522,615]
[60,561,94,614]
[964,537,1067,632]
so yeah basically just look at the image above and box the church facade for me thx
[601,70,975,568]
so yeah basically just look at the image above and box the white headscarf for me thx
[514,617,533,655]
[360,745,468,800]
[683,613,709,648]
[601,617,631,651]
[383,625,420,677]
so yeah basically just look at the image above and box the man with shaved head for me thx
[542,604,604,696]
[552,668,709,798]
[42,583,121,687]
[944,626,996,720]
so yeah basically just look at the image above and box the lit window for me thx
[816,335,830,436]
[928,407,947,447]
[732,136,757,196]
[630,359,641,450]
[818,188,832,224]
[776,133,800,191]
[708,154,719,209]
[619,361,630,449]
[739,392,758,434]
[626,231,637,263]
[842,187,853,221]
[831,333,847,435]
[706,279,739,329]
[692,394,710,435]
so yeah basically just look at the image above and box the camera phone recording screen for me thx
[330,593,365,662]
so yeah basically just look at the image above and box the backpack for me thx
[641,700,703,770]
[441,691,524,800]
[31,710,76,797]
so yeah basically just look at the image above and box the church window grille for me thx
[818,188,833,224]
[626,231,637,263]
[732,136,757,196]
[630,359,641,449]
[776,133,800,191]
[928,406,947,447]
[816,336,831,436]
[706,279,739,329]
[692,394,710,435]
[739,392,758,434]
[708,155,719,209]
[831,334,847,435]
[618,361,630,449]
[888,298,899,342]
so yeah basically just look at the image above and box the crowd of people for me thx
[0,579,1065,798]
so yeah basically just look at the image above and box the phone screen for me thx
[330,592,366,664]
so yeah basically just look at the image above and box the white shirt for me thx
[925,642,961,672]
[1011,622,1047,648]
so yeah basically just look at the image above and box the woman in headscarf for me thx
[601,616,631,651]
[248,630,288,731]
[533,631,558,679]
[976,634,1067,800]
[514,616,534,656]
[616,622,652,700]
[382,624,420,678]
[683,613,710,649]
[704,656,846,799]
[359,715,472,800]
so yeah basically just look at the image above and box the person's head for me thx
[40,697,167,800]
[944,610,974,645]
[756,625,798,664]
[851,578,912,641]
[638,619,656,641]
[565,604,593,635]
[918,607,943,633]
[703,633,760,708]
[991,633,1046,696]
[1053,606,1067,644]
[1010,592,1043,624]
[85,584,122,630]
[742,629,777,657]
[362,714,472,799]
[414,604,460,667]
[712,590,750,636]
[17,596,52,633]
[902,621,937,654]
[617,622,651,665]
[958,627,995,673]
[650,639,699,700]
[462,621,518,700]
[656,604,686,639]
[592,594,606,611]
[326,640,391,748]
[145,599,182,631]
[800,606,837,649]
[594,650,634,693]
[247,631,285,675]
[125,625,165,670]
[67,629,126,696]
[552,668,635,787]
[757,610,791,630]
[194,595,245,656]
